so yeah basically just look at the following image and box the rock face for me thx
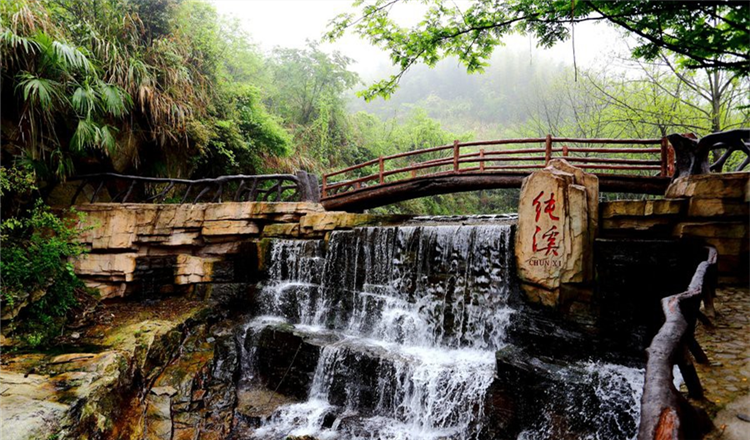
[69,202,408,301]
[515,160,598,306]
[0,298,214,440]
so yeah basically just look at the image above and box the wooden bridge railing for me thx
[638,246,717,440]
[322,136,669,198]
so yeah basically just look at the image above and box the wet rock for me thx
[145,392,172,439]
[485,345,641,440]
[232,387,297,433]
[1,298,211,440]
[248,325,326,399]
[136,321,244,440]
[0,372,68,440]
[594,238,705,361]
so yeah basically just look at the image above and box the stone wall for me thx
[72,202,406,299]
[600,172,749,281]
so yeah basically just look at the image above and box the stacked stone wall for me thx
[600,172,749,281]
[71,202,406,299]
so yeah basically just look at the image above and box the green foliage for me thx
[0,165,88,348]
[192,85,291,176]
[270,42,360,125]
[1,0,291,183]
[327,0,749,100]
[259,42,359,172]
[0,162,41,224]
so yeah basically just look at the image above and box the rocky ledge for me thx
[0,297,240,440]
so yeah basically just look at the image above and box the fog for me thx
[210,0,630,79]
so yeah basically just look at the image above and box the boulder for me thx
[548,159,599,235]
[74,253,137,281]
[175,255,218,285]
[1,286,47,320]
[201,220,260,236]
[485,345,641,440]
[247,324,327,399]
[262,223,301,238]
[77,206,137,249]
[600,200,645,218]
[674,222,748,239]
[516,160,598,294]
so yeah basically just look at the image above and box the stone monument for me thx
[515,159,599,307]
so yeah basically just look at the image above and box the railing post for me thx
[453,140,460,172]
[410,162,417,178]
[660,137,669,177]
[321,174,327,198]
[562,145,569,157]
[545,134,552,166]
[479,148,485,171]
[379,156,385,184]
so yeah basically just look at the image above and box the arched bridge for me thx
[321,136,673,211]
[70,136,676,211]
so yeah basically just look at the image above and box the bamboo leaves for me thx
[2,0,294,182]
[50,40,93,73]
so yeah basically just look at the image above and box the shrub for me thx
[1,166,89,347]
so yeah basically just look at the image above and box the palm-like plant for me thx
[1,0,210,178]
[2,0,293,184]
[2,0,132,178]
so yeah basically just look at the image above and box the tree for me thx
[327,0,750,100]
[266,42,359,170]
[269,42,359,126]
[584,57,749,136]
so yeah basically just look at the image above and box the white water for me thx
[248,222,644,439]
[260,225,514,349]
[518,362,645,440]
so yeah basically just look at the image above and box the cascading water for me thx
[243,221,644,440]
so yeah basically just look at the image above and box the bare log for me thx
[668,129,749,178]
[69,172,306,204]
[638,247,717,440]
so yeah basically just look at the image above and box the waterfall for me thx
[259,225,514,347]
[246,221,644,439]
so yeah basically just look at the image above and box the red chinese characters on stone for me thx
[533,191,560,222]
[532,225,560,256]
[531,191,560,256]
